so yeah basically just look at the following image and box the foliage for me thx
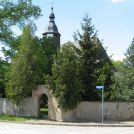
[6,25,46,103]
[109,60,134,101]
[110,38,134,101]
[0,0,41,44]
[0,0,41,96]
[40,37,60,75]
[110,38,134,102]
[46,43,81,110]
[0,58,9,97]
[124,38,134,100]
[96,40,113,91]
[74,14,113,101]
[125,38,134,67]
[0,0,41,61]
[46,15,113,110]
[40,94,48,108]
[2,36,21,60]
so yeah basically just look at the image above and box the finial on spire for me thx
[51,1,54,13]
[51,6,53,13]
[49,2,55,21]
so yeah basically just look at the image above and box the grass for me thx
[40,108,48,113]
[39,107,48,118]
[0,108,49,121]
[0,115,34,121]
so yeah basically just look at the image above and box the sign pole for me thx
[96,86,104,124]
[102,87,104,124]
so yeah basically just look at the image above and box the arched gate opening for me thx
[39,94,48,119]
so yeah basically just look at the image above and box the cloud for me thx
[111,0,126,3]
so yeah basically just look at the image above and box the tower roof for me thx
[43,7,60,35]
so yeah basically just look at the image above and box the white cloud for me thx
[111,0,126,3]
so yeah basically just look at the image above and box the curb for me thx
[0,120,134,127]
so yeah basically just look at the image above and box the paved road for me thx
[0,122,134,134]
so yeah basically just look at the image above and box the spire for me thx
[43,6,61,45]
[49,6,55,22]
[43,7,59,34]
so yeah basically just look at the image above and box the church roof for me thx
[43,7,60,35]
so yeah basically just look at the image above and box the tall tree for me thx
[125,38,134,67]
[109,38,134,102]
[46,42,81,110]
[74,15,112,101]
[122,38,134,100]
[109,60,134,101]
[6,25,46,103]
[41,37,60,76]
[123,38,134,101]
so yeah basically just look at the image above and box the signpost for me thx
[96,86,104,124]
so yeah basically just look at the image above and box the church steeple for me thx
[49,7,55,22]
[43,7,61,45]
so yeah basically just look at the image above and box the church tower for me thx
[43,7,61,45]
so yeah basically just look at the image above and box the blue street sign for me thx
[96,86,104,90]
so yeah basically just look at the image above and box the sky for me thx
[1,0,134,60]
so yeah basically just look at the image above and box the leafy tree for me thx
[125,38,134,99]
[0,0,41,61]
[46,42,81,110]
[109,60,134,101]
[95,38,113,91]
[74,15,112,101]
[41,37,60,75]
[2,36,21,60]
[125,38,134,67]
[6,25,46,103]
[46,15,113,110]
[119,38,134,101]
[0,58,9,97]
[110,37,134,102]
[0,0,41,43]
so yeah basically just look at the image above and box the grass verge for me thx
[0,115,34,121]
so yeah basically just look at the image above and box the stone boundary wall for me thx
[0,98,39,117]
[33,85,134,122]
[1,84,134,122]
[49,100,134,122]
